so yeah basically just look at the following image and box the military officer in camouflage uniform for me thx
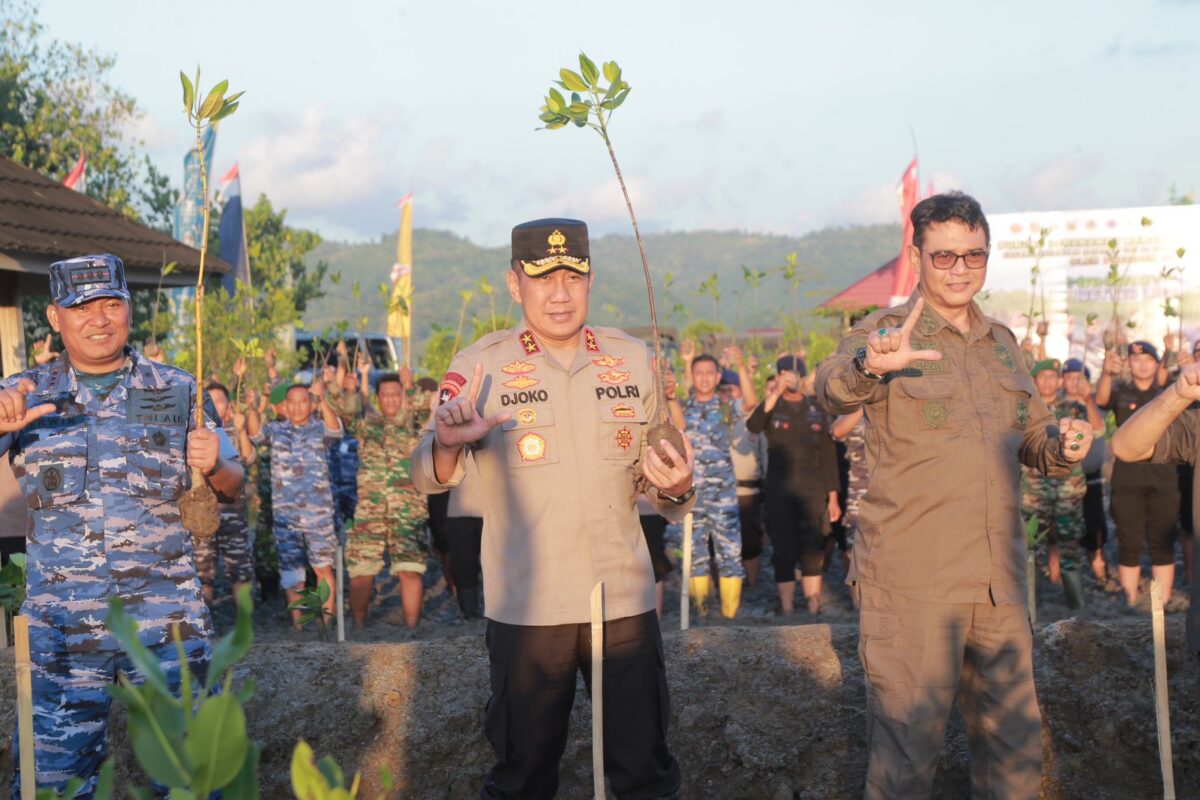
[329,358,428,629]
[0,255,243,798]
[667,349,756,618]
[1020,359,1091,607]
[191,381,257,605]
[326,356,361,538]
[247,380,343,626]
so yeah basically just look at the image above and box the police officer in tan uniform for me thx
[815,193,1094,799]
[412,218,695,799]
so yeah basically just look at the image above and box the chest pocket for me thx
[125,423,187,500]
[500,403,559,469]
[997,373,1036,431]
[13,420,88,509]
[894,375,958,433]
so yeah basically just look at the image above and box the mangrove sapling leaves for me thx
[225,742,262,800]
[205,584,255,694]
[106,598,171,696]
[186,693,251,793]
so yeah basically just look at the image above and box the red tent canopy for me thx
[821,253,915,312]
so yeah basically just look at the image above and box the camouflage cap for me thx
[49,254,130,308]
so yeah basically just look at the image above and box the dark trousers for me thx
[427,491,451,553]
[1111,480,1179,567]
[480,612,680,800]
[737,493,765,561]
[1081,474,1108,553]
[639,515,671,582]
[446,516,483,591]
[765,490,827,581]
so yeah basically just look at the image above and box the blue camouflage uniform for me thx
[251,417,342,588]
[327,429,359,541]
[670,396,744,579]
[2,347,229,798]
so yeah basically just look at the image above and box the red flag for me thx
[62,147,86,191]
[396,192,413,208]
[219,162,240,184]
[890,158,920,299]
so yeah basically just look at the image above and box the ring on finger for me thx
[1070,443,1081,451]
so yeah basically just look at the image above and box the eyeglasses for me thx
[927,249,990,270]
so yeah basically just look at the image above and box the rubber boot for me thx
[688,576,711,616]
[458,585,481,620]
[719,576,743,619]
[1062,568,1085,610]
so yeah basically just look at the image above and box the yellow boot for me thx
[688,576,711,616]
[719,576,743,619]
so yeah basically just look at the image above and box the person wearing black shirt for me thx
[746,355,841,615]
[1097,341,1179,606]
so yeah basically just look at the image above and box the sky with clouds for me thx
[37,0,1200,245]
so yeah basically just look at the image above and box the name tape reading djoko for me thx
[500,390,549,406]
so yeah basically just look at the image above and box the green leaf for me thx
[198,79,229,119]
[608,87,631,110]
[106,598,171,696]
[127,706,190,787]
[380,764,394,791]
[317,755,346,788]
[602,61,620,83]
[546,88,565,113]
[209,101,240,123]
[1179,247,1187,259]
[162,261,178,276]
[544,120,568,130]
[225,743,261,800]
[538,110,560,123]
[94,759,116,800]
[187,693,250,793]
[558,68,588,92]
[204,584,255,694]
[180,71,195,114]
[579,53,599,87]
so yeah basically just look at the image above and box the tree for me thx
[0,2,173,224]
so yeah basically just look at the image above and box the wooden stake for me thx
[0,612,8,649]
[680,513,693,631]
[1026,552,1037,626]
[14,615,36,800]
[1151,578,1175,799]
[335,545,345,643]
[590,582,605,800]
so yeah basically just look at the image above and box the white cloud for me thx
[996,154,1106,211]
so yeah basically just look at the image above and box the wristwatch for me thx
[659,485,696,506]
[853,347,883,381]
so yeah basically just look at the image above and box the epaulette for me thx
[457,327,514,357]
[853,303,913,333]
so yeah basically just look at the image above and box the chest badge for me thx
[611,402,636,418]
[501,360,537,375]
[922,399,950,428]
[439,371,467,405]
[516,407,537,425]
[1016,398,1029,427]
[592,353,625,368]
[615,427,634,450]
[503,375,541,390]
[516,431,547,462]
[993,343,1016,372]
[42,465,63,491]
[597,370,630,385]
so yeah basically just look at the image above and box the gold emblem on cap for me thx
[547,229,568,254]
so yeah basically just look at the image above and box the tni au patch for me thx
[922,399,949,429]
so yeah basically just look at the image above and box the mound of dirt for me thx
[0,617,1195,798]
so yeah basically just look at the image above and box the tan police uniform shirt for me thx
[814,290,1073,606]
[412,323,694,626]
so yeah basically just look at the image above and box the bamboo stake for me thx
[1026,552,1037,626]
[681,513,693,631]
[589,582,605,800]
[15,615,35,800]
[1151,577,1175,799]
[335,545,345,643]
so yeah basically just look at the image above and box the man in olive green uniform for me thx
[815,193,1094,799]
[413,218,695,799]
[329,366,428,628]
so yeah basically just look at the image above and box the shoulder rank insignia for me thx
[592,353,626,368]
[597,370,630,385]
[516,431,547,462]
[611,402,637,418]
[439,372,467,405]
[1016,398,1029,428]
[503,375,540,390]
[519,329,541,355]
[918,308,939,336]
[501,360,536,375]
[584,328,600,352]
[615,427,634,450]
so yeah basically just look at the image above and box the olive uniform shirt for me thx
[412,323,694,626]
[814,291,1073,606]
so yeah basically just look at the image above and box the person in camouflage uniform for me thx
[191,382,256,604]
[832,408,868,541]
[329,359,428,628]
[667,351,755,618]
[247,379,343,626]
[0,255,244,798]
[249,383,288,598]
[1021,358,1089,607]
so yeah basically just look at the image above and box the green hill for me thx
[304,224,901,351]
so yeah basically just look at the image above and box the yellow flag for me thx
[388,193,414,342]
